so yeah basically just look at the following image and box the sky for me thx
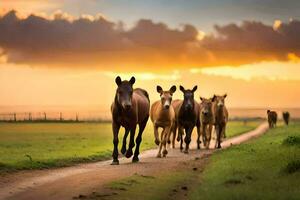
[0,0,300,113]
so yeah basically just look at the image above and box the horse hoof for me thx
[155,139,160,145]
[163,149,168,155]
[197,146,201,150]
[156,154,162,158]
[121,148,126,155]
[167,140,171,144]
[125,150,133,158]
[183,150,189,154]
[111,160,119,165]
[176,138,180,142]
[132,156,139,163]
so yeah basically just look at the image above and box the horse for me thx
[267,110,277,128]
[171,85,200,153]
[150,85,176,158]
[111,76,150,165]
[282,112,290,125]
[212,94,228,149]
[199,97,214,149]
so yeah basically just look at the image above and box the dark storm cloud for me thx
[0,10,300,69]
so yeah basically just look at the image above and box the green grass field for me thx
[0,120,260,172]
[225,120,261,138]
[190,121,300,200]
[102,121,300,200]
[0,123,155,172]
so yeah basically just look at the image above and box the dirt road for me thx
[0,122,268,200]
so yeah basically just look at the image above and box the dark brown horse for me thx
[111,76,150,165]
[171,85,200,153]
[282,112,290,125]
[267,110,277,128]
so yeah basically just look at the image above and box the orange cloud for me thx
[0,10,300,70]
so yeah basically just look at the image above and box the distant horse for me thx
[150,85,176,157]
[172,86,200,153]
[267,110,277,128]
[199,97,214,149]
[111,76,150,165]
[212,94,228,149]
[282,112,290,125]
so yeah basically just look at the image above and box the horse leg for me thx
[111,122,120,165]
[132,116,148,162]
[121,128,129,155]
[184,127,193,154]
[178,125,184,151]
[221,123,227,141]
[207,124,213,148]
[215,125,220,149]
[157,128,164,158]
[177,123,182,142]
[162,126,171,157]
[154,124,160,145]
[207,124,213,149]
[172,122,177,148]
[216,125,222,149]
[197,124,201,149]
[125,125,136,158]
[201,124,206,148]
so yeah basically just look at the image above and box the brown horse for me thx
[111,76,150,165]
[267,110,277,128]
[282,112,290,125]
[171,86,200,153]
[150,85,176,158]
[199,97,214,149]
[212,94,228,149]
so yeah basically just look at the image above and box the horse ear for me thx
[129,76,135,85]
[169,85,176,94]
[192,85,198,92]
[179,85,185,92]
[115,76,122,86]
[223,93,227,98]
[156,85,163,94]
[212,95,216,102]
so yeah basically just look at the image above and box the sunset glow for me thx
[0,0,300,115]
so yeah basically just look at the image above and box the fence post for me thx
[29,113,32,121]
[76,114,79,122]
[14,113,17,122]
[60,112,63,121]
[44,112,47,121]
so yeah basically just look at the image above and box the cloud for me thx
[0,10,300,70]
[200,20,300,66]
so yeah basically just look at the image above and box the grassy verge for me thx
[0,123,155,172]
[189,122,300,200]
[226,120,262,138]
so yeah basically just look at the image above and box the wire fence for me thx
[0,111,112,122]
